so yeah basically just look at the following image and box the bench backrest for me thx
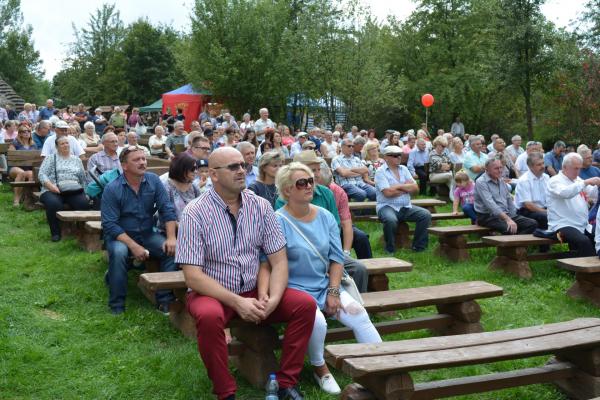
[7,150,43,167]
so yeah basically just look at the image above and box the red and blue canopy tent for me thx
[161,84,212,131]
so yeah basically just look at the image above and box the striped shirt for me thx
[175,187,286,294]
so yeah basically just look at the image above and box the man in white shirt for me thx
[289,132,308,158]
[515,141,541,175]
[515,152,549,229]
[41,120,85,159]
[505,135,524,163]
[547,153,600,257]
[252,108,275,143]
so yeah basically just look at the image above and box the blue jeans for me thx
[342,182,376,202]
[377,205,431,252]
[105,232,177,311]
[461,203,477,224]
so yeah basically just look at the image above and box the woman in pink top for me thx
[281,125,295,147]
[3,120,18,141]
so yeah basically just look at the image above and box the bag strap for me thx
[54,154,58,184]
[276,209,328,267]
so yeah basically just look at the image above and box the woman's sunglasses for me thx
[295,177,314,189]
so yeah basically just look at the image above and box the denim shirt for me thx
[101,173,177,241]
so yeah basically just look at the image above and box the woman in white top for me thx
[319,130,339,159]
[82,121,103,153]
[148,125,168,155]
[239,113,253,133]
[449,136,465,166]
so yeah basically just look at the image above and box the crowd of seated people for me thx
[8,99,600,400]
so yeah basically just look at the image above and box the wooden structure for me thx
[428,225,492,261]
[350,199,445,215]
[8,150,43,210]
[138,276,502,388]
[482,234,569,279]
[557,257,600,307]
[326,318,600,400]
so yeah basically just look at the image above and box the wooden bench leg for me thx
[435,300,483,335]
[368,274,389,292]
[22,187,40,211]
[395,222,411,250]
[436,235,469,261]
[567,272,600,307]
[488,247,532,279]
[78,230,103,252]
[60,221,76,238]
[229,324,279,388]
[554,348,600,399]
[345,373,414,400]
[169,288,197,339]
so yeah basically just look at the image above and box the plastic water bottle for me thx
[265,373,279,400]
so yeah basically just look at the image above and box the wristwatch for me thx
[343,249,351,256]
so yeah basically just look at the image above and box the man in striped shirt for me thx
[176,147,316,400]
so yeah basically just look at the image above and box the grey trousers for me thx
[344,255,369,293]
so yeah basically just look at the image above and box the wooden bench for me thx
[428,225,492,261]
[56,211,102,246]
[557,257,600,307]
[140,277,502,388]
[82,221,103,252]
[7,150,43,210]
[482,234,569,279]
[0,143,9,177]
[351,199,446,216]
[326,317,600,400]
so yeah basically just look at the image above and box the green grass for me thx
[0,185,597,399]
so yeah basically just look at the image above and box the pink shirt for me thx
[453,181,475,206]
[328,182,352,222]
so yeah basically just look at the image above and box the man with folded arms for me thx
[176,147,315,400]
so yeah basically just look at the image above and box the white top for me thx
[515,152,529,175]
[595,206,600,254]
[149,135,167,154]
[40,135,85,157]
[547,171,597,232]
[514,170,549,209]
[321,141,339,158]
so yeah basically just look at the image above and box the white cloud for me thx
[19,0,586,80]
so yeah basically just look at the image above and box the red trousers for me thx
[186,288,316,399]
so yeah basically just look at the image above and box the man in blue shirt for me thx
[101,146,178,315]
[375,145,432,253]
[579,146,600,180]
[32,120,52,148]
[407,138,429,195]
[38,99,55,121]
[544,140,565,176]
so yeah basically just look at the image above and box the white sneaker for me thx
[313,372,341,394]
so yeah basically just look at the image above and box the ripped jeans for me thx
[308,291,382,366]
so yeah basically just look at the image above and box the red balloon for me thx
[421,93,434,108]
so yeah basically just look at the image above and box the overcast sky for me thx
[20,0,586,80]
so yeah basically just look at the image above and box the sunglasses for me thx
[387,154,402,158]
[193,145,211,151]
[213,162,248,172]
[295,177,314,189]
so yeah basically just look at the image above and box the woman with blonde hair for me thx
[273,162,381,394]
[429,136,454,199]
[361,142,384,186]
[8,125,37,206]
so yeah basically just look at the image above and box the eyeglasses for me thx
[213,162,248,172]
[343,144,353,147]
[193,145,211,151]
[295,177,314,189]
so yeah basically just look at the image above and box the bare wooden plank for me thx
[85,221,102,231]
[325,318,600,369]
[360,281,503,313]
[360,257,412,274]
[482,234,557,246]
[558,257,600,274]
[57,211,101,222]
[349,199,445,211]
[411,362,575,400]
[428,225,491,237]
[341,325,600,377]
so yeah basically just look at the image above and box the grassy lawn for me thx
[1,183,597,399]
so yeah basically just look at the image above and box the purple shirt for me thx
[175,188,286,294]
[453,181,475,206]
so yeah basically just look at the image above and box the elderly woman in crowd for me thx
[429,136,454,199]
[239,112,253,133]
[273,162,382,395]
[361,142,384,186]
[81,121,103,153]
[449,136,465,166]
[8,124,37,206]
[320,130,339,159]
[248,151,283,208]
[157,153,202,232]
[38,136,89,241]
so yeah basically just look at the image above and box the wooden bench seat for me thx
[56,211,101,240]
[557,257,600,307]
[140,277,502,389]
[7,151,43,210]
[350,199,446,213]
[482,234,568,279]
[326,317,600,400]
[428,225,492,261]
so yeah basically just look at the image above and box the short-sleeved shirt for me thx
[580,166,600,180]
[328,182,352,222]
[175,188,286,294]
[276,207,345,309]
[331,154,364,186]
[87,150,121,179]
[463,150,488,181]
[165,134,186,153]
[38,107,54,120]
[374,162,415,213]
[593,149,600,165]
[40,135,85,158]
[474,173,516,217]
[544,151,563,174]
[453,182,475,207]
[514,170,549,209]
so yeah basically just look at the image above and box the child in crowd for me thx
[452,171,477,224]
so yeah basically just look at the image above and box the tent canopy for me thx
[165,84,212,96]
[139,98,162,113]
[162,84,212,131]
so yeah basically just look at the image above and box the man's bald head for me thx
[208,147,243,168]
